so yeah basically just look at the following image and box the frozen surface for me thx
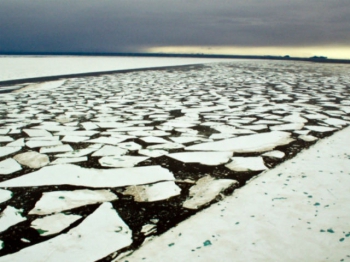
[29,189,118,215]
[123,126,350,262]
[0,203,132,262]
[123,181,181,202]
[0,164,175,188]
[0,60,349,260]
[31,213,82,236]
[0,56,233,81]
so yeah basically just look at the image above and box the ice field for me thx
[0,58,349,261]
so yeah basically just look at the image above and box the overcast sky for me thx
[1,0,350,58]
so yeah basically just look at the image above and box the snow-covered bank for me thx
[0,56,234,82]
[122,126,350,262]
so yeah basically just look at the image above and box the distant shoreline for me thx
[0,64,205,88]
[1,52,350,64]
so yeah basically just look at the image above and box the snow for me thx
[0,56,232,82]
[0,158,22,175]
[123,126,350,262]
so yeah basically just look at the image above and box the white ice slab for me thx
[0,202,132,262]
[118,142,142,151]
[55,148,97,158]
[322,118,348,127]
[31,213,82,236]
[0,206,26,233]
[147,143,184,150]
[123,181,181,202]
[305,125,337,132]
[13,151,50,168]
[299,135,318,142]
[186,131,294,153]
[169,136,201,144]
[270,123,304,131]
[61,136,90,143]
[139,136,169,144]
[0,189,12,204]
[282,113,308,123]
[181,105,228,113]
[225,157,268,172]
[40,144,73,154]
[0,158,22,175]
[85,137,126,145]
[99,156,149,168]
[167,152,232,166]
[26,140,62,148]
[55,131,99,137]
[0,164,175,188]
[0,146,21,158]
[29,189,118,215]
[262,150,285,159]
[138,149,168,158]
[6,138,25,147]
[23,129,52,137]
[183,176,238,209]
[91,145,127,157]
[0,136,14,143]
[51,157,87,165]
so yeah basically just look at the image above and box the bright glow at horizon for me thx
[145,46,350,60]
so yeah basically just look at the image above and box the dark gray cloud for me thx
[1,0,349,53]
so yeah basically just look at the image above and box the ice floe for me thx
[40,144,73,153]
[138,149,168,158]
[29,189,118,215]
[99,156,149,168]
[225,157,268,172]
[0,146,22,158]
[0,137,13,143]
[305,125,337,132]
[31,213,82,236]
[13,151,50,168]
[299,135,318,142]
[0,158,22,175]
[50,157,87,165]
[0,206,26,233]
[23,129,52,137]
[91,145,127,157]
[183,176,238,209]
[0,189,12,204]
[186,131,294,153]
[123,181,181,202]
[0,164,175,188]
[167,152,232,166]
[262,150,285,159]
[0,203,132,262]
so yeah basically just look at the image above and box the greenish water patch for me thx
[203,240,212,246]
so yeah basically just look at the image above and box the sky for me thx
[1,0,350,59]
